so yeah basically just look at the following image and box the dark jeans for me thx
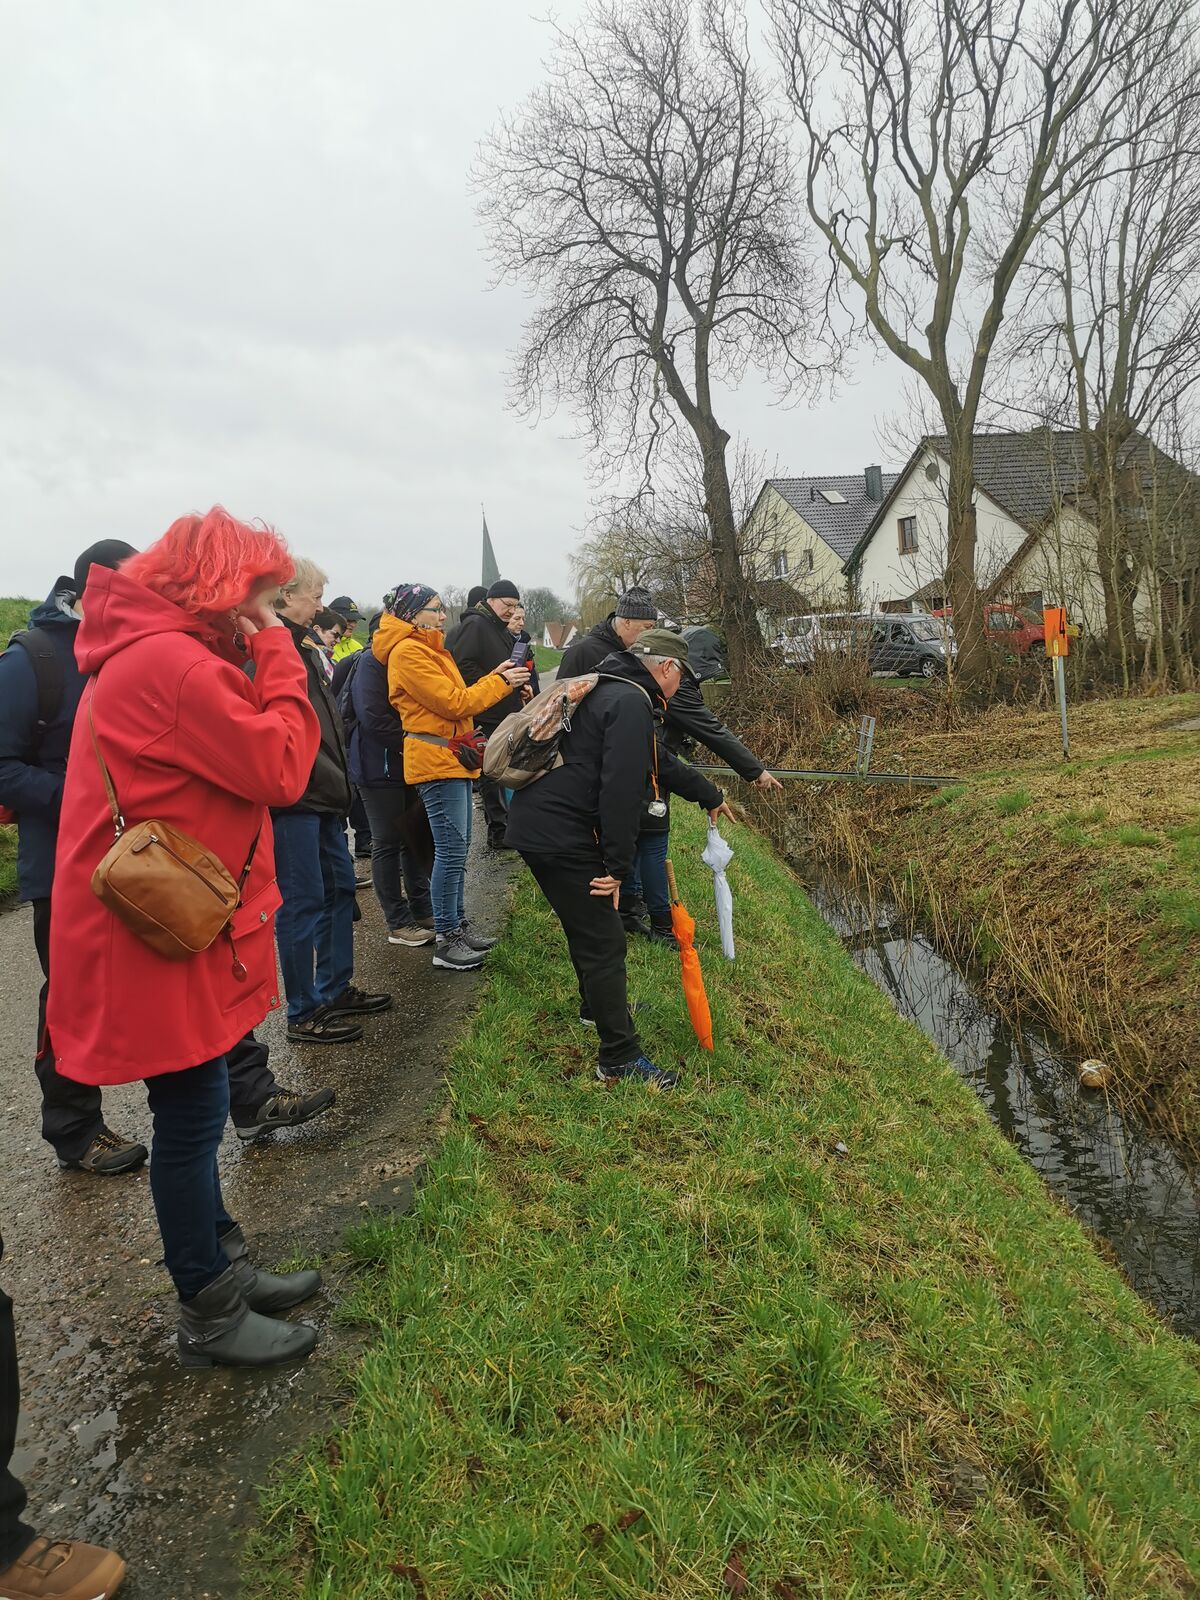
[522,849,641,1070]
[0,1238,34,1569]
[358,788,433,930]
[32,897,104,1162]
[479,773,509,841]
[417,778,472,936]
[348,789,372,855]
[145,1059,236,1300]
[621,831,671,921]
[273,812,357,1023]
[225,1032,277,1127]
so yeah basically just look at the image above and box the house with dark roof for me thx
[542,619,578,650]
[740,465,898,611]
[845,429,1199,636]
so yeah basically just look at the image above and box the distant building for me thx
[542,620,578,650]
[739,466,897,614]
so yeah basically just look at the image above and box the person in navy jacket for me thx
[0,541,147,1175]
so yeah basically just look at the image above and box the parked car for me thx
[771,612,874,669]
[865,614,955,677]
[932,603,1045,656]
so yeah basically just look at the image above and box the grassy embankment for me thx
[533,643,563,676]
[735,679,1200,1154]
[246,804,1200,1599]
[0,598,37,900]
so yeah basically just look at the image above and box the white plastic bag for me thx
[701,823,735,961]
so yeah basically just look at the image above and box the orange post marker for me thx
[1043,606,1069,658]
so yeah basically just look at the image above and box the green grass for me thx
[992,787,1033,817]
[0,596,37,639]
[246,807,1200,1600]
[533,644,563,676]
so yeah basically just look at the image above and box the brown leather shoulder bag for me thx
[87,686,259,965]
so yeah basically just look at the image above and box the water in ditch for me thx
[798,867,1200,1339]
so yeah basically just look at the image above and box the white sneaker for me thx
[388,925,436,947]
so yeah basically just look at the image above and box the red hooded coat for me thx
[47,567,321,1086]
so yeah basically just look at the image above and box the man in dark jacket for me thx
[0,543,147,1176]
[506,636,698,1090]
[556,586,658,678]
[445,578,527,849]
[273,561,391,1044]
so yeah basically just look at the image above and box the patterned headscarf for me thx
[385,583,437,622]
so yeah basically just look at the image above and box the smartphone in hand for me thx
[509,639,532,667]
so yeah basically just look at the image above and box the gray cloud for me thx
[0,0,905,608]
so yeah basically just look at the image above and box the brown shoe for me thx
[57,1129,148,1176]
[0,1535,126,1598]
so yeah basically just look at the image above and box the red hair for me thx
[123,508,294,617]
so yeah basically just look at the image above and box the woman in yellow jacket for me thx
[373,584,530,970]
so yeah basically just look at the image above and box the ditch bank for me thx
[729,679,1200,1156]
[245,805,1200,1600]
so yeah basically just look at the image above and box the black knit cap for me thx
[615,586,657,621]
[487,579,520,601]
[466,585,488,609]
[73,539,136,598]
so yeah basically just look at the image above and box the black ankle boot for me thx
[177,1265,318,1369]
[648,917,679,948]
[220,1224,321,1313]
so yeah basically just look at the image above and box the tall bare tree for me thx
[772,0,1191,682]
[476,0,821,680]
[1009,53,1200,683]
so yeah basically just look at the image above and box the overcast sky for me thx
[0,0,908,609]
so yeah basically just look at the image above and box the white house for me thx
[740,467,898,609]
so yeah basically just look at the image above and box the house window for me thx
[772,549,789,579]
[898,516,918,555]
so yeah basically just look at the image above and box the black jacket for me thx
[505,653,658,883]
[557,615,622,680]
[646,724,724,834]
[445,603,523,731]
[664,670,764,782]
[274,616,352,816]
[346,648,408,791]
[0,583,85,901]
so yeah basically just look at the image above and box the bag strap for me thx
[87,687,125,838]
[8,629,67,759]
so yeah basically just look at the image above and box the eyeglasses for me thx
[415,604,446,616]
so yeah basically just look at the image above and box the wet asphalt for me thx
[1,829,515,1599]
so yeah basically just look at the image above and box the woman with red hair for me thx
[48,508,325,1370]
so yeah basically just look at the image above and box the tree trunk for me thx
[700,432,763,682]
[943,427,988,685]
[1093,441,1140,686]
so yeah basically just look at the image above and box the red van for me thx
[932,603,1045,657]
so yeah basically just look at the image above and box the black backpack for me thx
[0,629,66,824]
[336,650,364,742]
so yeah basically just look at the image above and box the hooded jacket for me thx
[0,583,85,901]
[372,613,513,784]
[556,615,622,680]
[346,646,407,790]
[47,567,320,1086]
[444,602,524,730]
[274,615,353,815]
[504,652,658,883]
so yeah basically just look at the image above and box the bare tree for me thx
[1008,52,1200,684]
[772,0,1191,683]
[476,0,822,680]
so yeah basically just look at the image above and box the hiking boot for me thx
[287,1007,364,1045]
[459,920,498,952]
[388,924,436,947]
[432,934,484,971]
[415,914,435,930]
[57,1129,148,1176]
[233,1087,336,1141]
[579,1001,646,1028]
[177,1265,317,1369]
[220,1224,321,1313]
[353,870,373,889]
[0,1534,126,1599]
[648,918,679,948]
[596,1055,679,1091]
[621,910,652,938]
[487,830,513,852]
[323,984,392,1017]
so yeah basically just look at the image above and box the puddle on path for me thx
[801,868,1200,1337]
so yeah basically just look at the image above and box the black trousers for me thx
[521,849,641,1070]
[0,1237,35,1569]
[32,898,104,1163]
[225,1032,278,1128]
[479,774,509,840]
[348,789,372,854]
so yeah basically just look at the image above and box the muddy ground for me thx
[0,839,514,1599]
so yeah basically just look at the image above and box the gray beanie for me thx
[615,587,657,621]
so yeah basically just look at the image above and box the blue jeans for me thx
[273,811,357,1022]
[622,830,670,920]
[145,1059,235,1300]
[417,777,472,935]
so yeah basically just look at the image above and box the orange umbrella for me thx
[665,860,713,1050]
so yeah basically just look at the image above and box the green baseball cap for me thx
[627,627,691,667]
